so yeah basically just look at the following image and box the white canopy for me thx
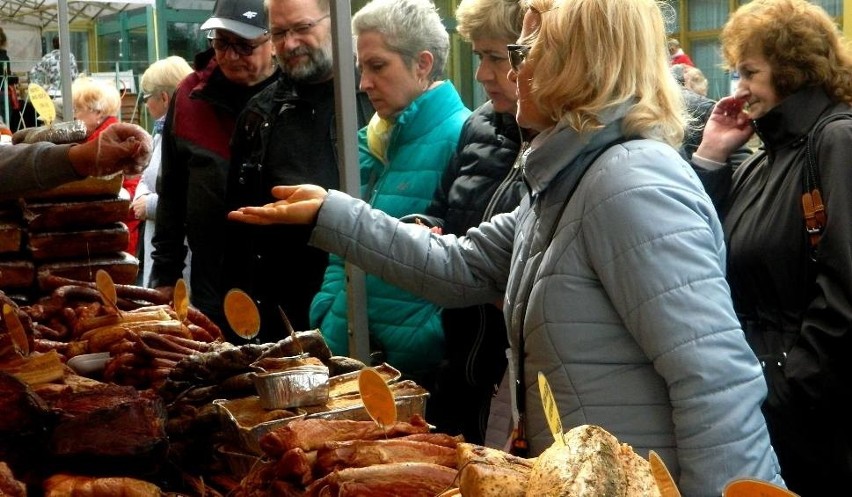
[0,0,153,30]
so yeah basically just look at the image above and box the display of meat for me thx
[43,473,164,497]
[48,383,168,474]
[303,462,458,497]
[0,171,138,295]
[259,414,432,457]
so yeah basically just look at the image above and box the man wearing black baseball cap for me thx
[150,0,279,331]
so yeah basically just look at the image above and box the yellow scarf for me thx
[366,113,394,165]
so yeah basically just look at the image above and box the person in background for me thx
[131,56,194,289]
[28,36,78,98]
[0,121,151,198]
[671,63,715,161]
[417,0,525,445]
[72,76,121,139]
[683,64,708,97]
[0,27,18,126]
[228,0,785,493]
[0,28,9,75]
[308,0,469,392]
[223,0,373,343]
[150,0,278,332]
[690,0,852,493]
[71,76,141,257]
[667,37,694,67]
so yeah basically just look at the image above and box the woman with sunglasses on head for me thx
[691,1,852,493]
[230,0,783,493]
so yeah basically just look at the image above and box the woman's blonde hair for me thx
[721,0,852,103]
[72,76,121,116]
[140,55,193,96]
[524,0,684,146]
[455,0,523,44]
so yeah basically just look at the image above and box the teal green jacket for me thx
[310,81,470,375]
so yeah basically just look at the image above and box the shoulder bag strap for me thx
[802,112,852,254]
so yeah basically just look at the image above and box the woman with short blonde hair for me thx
[72,76,121,137]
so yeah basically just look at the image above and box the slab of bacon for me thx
[304,462,457,497]
[259,414,431,457]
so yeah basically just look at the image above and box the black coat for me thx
[698,86,852,495]
[422,101,525,443]
[223,73,373,343]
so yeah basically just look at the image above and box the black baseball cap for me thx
[200,0,268,40]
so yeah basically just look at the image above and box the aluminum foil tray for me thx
[252,364,330,409]
[213,397,306,455]
[302,380,429,422]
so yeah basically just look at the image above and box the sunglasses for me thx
[210,36,268,57]
[507,44,531,73]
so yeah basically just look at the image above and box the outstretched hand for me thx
[694,96,754,162]
[228,184,329,225]
[69,122,153,177]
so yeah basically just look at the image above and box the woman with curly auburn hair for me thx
[229,0,784,493]
[692,0,852,494]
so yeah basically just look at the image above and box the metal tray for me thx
[327,363,402,398]
[303,380,429,422]
[213,397,306,455]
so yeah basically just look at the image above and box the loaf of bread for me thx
[525,425,661,497]
[457,442,534,497]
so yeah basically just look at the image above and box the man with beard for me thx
[222,0,373,343]
[150,0,278,331]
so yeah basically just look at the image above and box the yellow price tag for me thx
[723,479,799,497]
[359,367,397,428]
[27,83,56,126]
[537,371,565,445]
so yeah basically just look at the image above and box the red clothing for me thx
[85,116,142,256]
[85,115,119,142]
[671,51,694,67]
[122,175,142,256]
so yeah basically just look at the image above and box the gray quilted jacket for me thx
[310,113,783,496]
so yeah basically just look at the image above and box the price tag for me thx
[649,450,681,497]
[223,288,260,340]
[537,371,565,445]
[27,83,55,127]
[173,278,189,323]
[723,479,799,497]
[359,367,397,428]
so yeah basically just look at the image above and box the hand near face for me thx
[228,184,329,225]
[694,96,755,162]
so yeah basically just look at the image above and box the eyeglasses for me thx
[507,44,531,73]
[270,14,330,42]
[210,36,269,56]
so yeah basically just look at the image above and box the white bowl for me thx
[67,352,111,376]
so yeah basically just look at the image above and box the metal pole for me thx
[330,0,370,364]
[58,0,74,121]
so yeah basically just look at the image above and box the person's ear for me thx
[416,50,434,80]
